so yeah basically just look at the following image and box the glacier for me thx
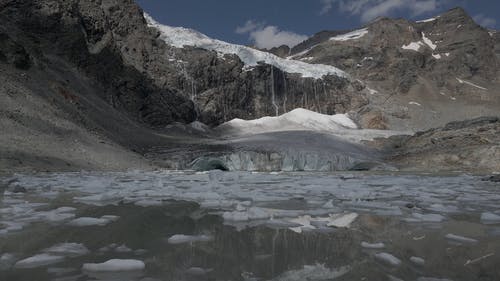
[145,14,347,79]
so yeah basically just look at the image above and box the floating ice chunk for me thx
[68,217,109,226]
[270,264,350,281]
[361,242,385,249]
[330,28,368,41]
[134,249,148,255]
[135,200,163,207]
[405,213,444,223]
[410,256,425,266]
[82,259,145,272]
[247,207,271,220]
[288,215,316,230]
[326,213,358,228]
[101,215,120,222]
[186,267,213,275]
[115,244,133,253]
[445,234,478,243]
[167,234,213,244]
[427,204,458,213]
[223,211,249,221]
[67,215,119,227]
[481,212,500,223]
[55,207,77,213]
[43,243,89,257]
[375,253,402,266]
[14,254,65,269]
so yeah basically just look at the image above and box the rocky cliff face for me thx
[0,0,368,128]
[285,8,500,131]
[1,0,198,127]
[383,117,500,173]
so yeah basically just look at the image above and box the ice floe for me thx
[43,243,89,257]
[67,215,119,227]
[14,254,65,269]
[445,234,478,243]
[167,234,213,244]
[361,242,385,249]
[404,213,445,223]
[375,252,402,266]
[481,212,500,223]
[82,259,145,272]
[410,256,425,266]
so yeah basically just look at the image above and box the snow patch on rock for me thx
[330,28,368,41]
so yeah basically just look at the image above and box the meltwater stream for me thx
[1,171,500,281]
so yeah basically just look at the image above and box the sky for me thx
[136,0,499,49]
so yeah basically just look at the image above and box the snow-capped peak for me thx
[144,14,347,79]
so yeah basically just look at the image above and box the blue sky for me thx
[136,0,499,48]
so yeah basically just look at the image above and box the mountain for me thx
[0,0,499,173]
[283,8,500,131]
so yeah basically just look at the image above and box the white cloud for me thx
[320,0,441,22]
[235,20,263,34]
[235,21,308,49]
[473,14,497,28]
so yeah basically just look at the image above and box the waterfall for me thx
[172,55,199,119]
[271,66,279,116]
[282,71,288,113]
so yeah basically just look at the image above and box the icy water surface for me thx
[1,171,500,281]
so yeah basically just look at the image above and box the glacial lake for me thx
[1,171,500,281]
